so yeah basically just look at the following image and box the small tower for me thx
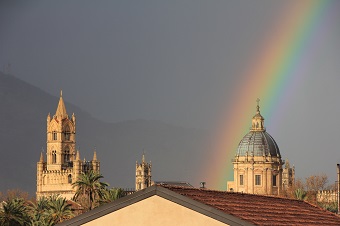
[282,160,295,190]
[91,149,100,172]
[135,153,152,191]
[36,91,100,200]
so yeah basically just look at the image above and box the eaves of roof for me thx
[58,185,254,226]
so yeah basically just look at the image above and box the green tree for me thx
[28,196,55,226]
[294,188,307,201]
[99,187,125,205]
[46,195,74,224]
[72,170,108,211]
[0,197,30,226]
[28,195,74,225]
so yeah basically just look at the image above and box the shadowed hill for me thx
[0,72,209,195]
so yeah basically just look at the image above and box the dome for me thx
[236,131,281,157]
[236,98,281,157]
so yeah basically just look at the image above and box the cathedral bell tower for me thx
[135,153,152,191]
[37,91,100,200]
[46,91,76,171]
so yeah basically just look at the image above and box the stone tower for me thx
[227,99,294,195]
[135,153,152,191]
[37,91,100,200]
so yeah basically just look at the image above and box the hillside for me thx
[0,72,208,195]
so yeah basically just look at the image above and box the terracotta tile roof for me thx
[162,185,340,226]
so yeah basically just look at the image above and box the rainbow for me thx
[202,0,337,190]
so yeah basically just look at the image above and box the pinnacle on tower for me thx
[76,150,80,161]
[93,150,97,161]
[55,90,68,119]
[142,152,145,163]
[39,152,44,162]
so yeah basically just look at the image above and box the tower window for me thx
[64,126,71,141]
[52,150,57,164]
[64,150,70,163]
[255,175,261,186]
[273,175,277,187]
[68,174,72,184]
[239,175,244,185]
[52,132,57,140]
[64,132,70,141]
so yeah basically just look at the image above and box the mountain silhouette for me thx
[0,72,209,195]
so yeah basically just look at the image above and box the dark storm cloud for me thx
[1,0,340,186]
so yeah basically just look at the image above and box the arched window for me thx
[52,150,57,163]
[64,126,71,141]
[52,131,57,140]
[63,149,70,163]
[68,174,72,184]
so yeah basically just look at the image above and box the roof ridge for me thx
[160,184,320,202]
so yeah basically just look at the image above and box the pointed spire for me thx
[93,150,97,161]
[55,90,68,119]
[39,151,44,162]
[142,151,145,163]
[76,150,80,161]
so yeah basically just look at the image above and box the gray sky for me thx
[1,1,340,185]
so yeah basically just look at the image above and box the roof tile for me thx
[161,185,340,226]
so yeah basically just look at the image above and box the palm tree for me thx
[28,196,49,223]
[72,170,108,210]
[99,188,125,205]
[0,198,30,226]
[28,195,73,225]
[46,195,74,224]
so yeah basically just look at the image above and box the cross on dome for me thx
[251,98,265,131]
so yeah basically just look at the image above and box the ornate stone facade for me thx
[135,154,152,191]
[227,99,294,195]
[36,92,100,200]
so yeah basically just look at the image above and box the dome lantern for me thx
[251,98,265,131]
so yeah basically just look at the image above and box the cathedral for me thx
[227,99,294,195]
[36,92,100,200]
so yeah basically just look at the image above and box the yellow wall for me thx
[83,195,228,226]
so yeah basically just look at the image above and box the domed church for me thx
[227,99,294,195]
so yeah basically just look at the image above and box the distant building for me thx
[134,153,194,192]
[317,190,337,203]
[59,185,340,226]
[227,99,294,195]
[36,92,100,200]
[135,153,152,191]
